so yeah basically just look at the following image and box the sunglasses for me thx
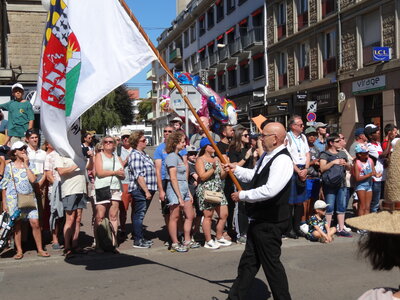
[139,138,147,143]
[164,130,173,133]
[242,134,249,137]
[15,147,27,151]
[122,135,130,139]
[104,140,114,144]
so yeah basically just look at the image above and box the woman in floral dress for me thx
[1,141,50,259]
[195,138,231,249]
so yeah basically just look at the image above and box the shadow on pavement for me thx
[214,278,271,300]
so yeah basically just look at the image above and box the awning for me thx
[227,65,237,71]
[251,7,263,17]
[207,40,215,47]
[208,75,216,80]
[239,18,248,26]
[217,70,225,76]
[252,52,264,60]
[198,47,205,53]
[239,59,249,66]
[216,0,222,5]
[226,26,235,34]
[199,14,205,21]
[217,33,224,40]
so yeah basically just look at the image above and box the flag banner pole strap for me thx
[119,0,242,191]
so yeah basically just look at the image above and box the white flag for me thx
[37,0,156,168]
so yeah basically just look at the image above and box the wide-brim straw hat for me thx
[346,142,400,234]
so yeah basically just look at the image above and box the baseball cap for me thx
[314,200,329,210]
[120,129,131,137]
[11,83,24,92]
[11,141,27,151]
[199,137,212,149]
[305,127,317,135]
[315,122,327,129]
[171,116,183,123]
[354,128,365,137]
[391,138,400,151]
[186,145,198,153]
[355,144,368,153]
[364,124,379,136]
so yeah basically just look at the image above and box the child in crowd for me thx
[352,144,379,219]
[306,200,336,243]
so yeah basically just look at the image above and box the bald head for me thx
[261,122,287,152]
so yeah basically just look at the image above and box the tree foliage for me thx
[137,100,152,122]
[82,85,133,134]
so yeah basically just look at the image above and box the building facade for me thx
[149,0,266,142]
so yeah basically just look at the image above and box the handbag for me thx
[10,163,36,209]
[95,155,115,202]
[204,190,223,204]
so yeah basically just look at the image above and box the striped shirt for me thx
[128,149,157,192]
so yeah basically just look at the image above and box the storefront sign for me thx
[373,47,391,62]
[296,91,307,102]
[352,75,386,94]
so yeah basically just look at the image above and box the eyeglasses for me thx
[139,138,147,143]
[242,134,249,137]
[164,130,173,133]
[261,133,276,138]
[296,123,304,127]
[333,140,341,143]
[122,135,129,140]
[104,140,114,144]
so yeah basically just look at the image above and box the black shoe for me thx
[295,230,306,238]
[286,231,299,239]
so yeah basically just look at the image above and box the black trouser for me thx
[228,220,292,300]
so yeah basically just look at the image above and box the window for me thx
[216,0,224,22]
[218,72,226,91]
[240,60,250,84]
[297,0,308,29]
[278,52,287,88]
[253,54,265,78]
[362,10,381,64]
[227,0,235,14]
[183,30,189,48]
[207,8,215,29]
[277,2,286,39]
[184,58,191,72]
[321,0,335,18]
[238,0,247,5]
[209,76,216,90]
[190,24,196,43]
[199,15,206,36]
[324,30,336,74]
[228,67,237,88]
[298,43,309,81]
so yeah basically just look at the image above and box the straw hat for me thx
[346,141,400,234]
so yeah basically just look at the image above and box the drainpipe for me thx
[264,0,268,112]
[337,0,342,127]
[1,0,7,68]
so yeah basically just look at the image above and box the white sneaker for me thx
[204,239,220,249]
[337,224,352,232]
[216,237,232,246]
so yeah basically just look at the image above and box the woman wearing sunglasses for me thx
[94,136,125,251]
[1,141,49,259]
[227,127,253,243]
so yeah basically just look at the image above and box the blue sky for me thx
[125,0,176,98]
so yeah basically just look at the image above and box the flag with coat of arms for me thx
[37,0,156,168]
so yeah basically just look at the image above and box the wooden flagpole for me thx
[119,0,242,191]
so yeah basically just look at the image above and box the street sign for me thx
[296,91,307,102]
[306,112,316,122]
[307,100,317,113]
[373,47,391,62]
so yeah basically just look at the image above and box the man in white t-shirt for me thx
[285,115,310,239]
[55,156,87,257]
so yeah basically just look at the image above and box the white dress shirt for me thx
[235,145,294,203]
[286,131,309,165]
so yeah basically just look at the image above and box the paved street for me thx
[0,188,398,300]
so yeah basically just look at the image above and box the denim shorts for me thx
[323,186,347,214]
[166,181,191,206]
[62,193,87,211]
[355,181,373,192]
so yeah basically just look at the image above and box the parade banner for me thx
[37,0,156,168]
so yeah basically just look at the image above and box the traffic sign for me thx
[306,112,316,122]
[307,100,317,113]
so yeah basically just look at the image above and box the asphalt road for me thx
[0,145,397,299]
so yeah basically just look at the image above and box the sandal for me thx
[72,247,87,254]
[63,249,75,259]
[14,253,23,260]
[37,251,51,258]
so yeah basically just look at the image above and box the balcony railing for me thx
[297,12,308,30]
[218,46,229,61]
[169,48,182,63]
[299,65,310,82]
[200,57,208,69]
[147,90,157,99]
[277,24,286,40]
[322,0,335,17]
[241,28,264,49]
[146,69,155,80]
[228,38,242,55]
[323,57,336,75]
[209,52,218,66]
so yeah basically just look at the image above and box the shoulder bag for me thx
[204,190,223,204]
[95,155,115,202]
[10,164,36,209]
[321,151,345,188]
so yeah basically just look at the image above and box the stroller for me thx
[0,210,21,252]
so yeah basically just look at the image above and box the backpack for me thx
[321,151,345,187]
[0,210,21,251]
[96,218,117,252]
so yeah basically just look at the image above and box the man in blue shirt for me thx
[314,122,327,152]
[154,125,188,225]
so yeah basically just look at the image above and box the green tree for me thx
[82,85,132,134]
[137,100,152,121]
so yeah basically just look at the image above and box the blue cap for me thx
[199,137,212,149]
[355,128,364,137]
[355,144,368,153]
